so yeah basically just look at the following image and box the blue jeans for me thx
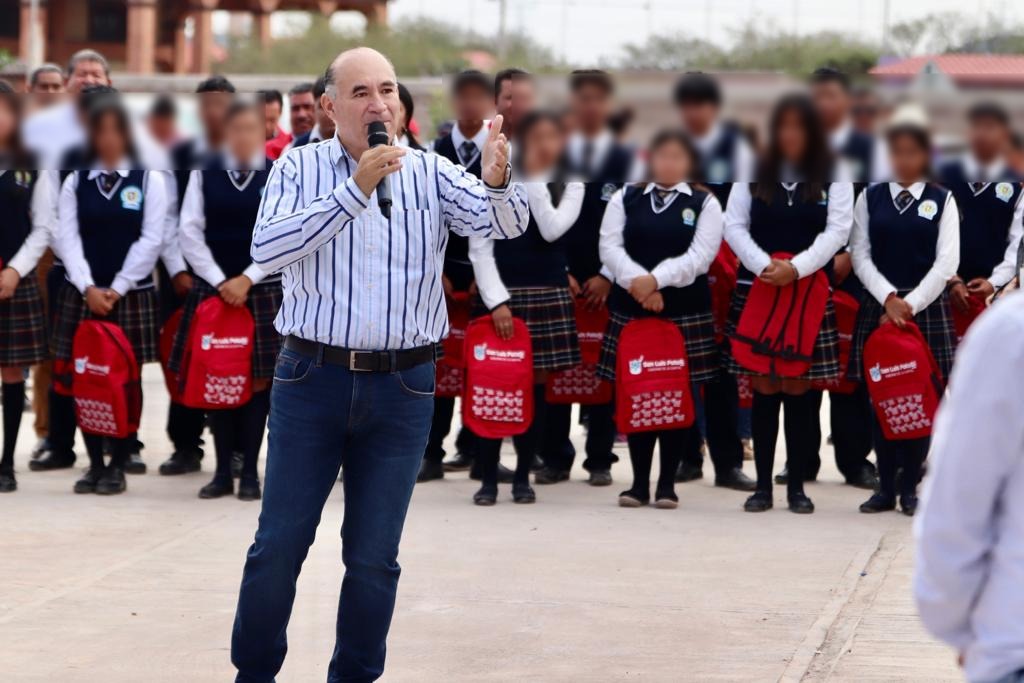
[232,346,435,683]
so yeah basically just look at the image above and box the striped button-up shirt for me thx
[251,136,529,350]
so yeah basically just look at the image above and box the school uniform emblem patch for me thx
[708,160,729,184]
[682,208,696,226]
[601,183,616,201]
[917,199,938,220]
[120,185,143,211]
[995,182,1014,203]
[628,356,644,376]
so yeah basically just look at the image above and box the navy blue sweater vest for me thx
[937,160,1023,282]
[493,183,568,289]
[865,183,948,289]
[608,186,712,317]
[700,122,742,209]
[740,183,831,281]
[432,133,480,284]
[840,131,875,185]
[75,169,151,289]
[200,158,270,280]
[0,169,37,265]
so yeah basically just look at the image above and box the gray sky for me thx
[229,0,1023,65]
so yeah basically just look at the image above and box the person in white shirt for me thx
[723,94,854,515]
[810,67,890,184]
[914,292,1024,683]
[596,130,723,509]
[50,96,167,496]
[468,110,583,505]
[849,112,960,516]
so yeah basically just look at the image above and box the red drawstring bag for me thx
[812,289,859,394]
[70,320,142,438]
[179,297,255,410]
[863,321,944,441]
[435,292,471,399]
[709,244,738,344]
[159,307,185,404]
[545,298,612,405]
[462,315,534,438]
[730,251,830,377]
[614,317,695,434]
[951,292,986,341]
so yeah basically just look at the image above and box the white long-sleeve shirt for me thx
[959,155,1024,289]
[469,181,584,310]
[914,292,1024,683]
[4,171,54,277]
[850,183,960,315]
[599,183,723,291]
[55,169,167,296]
[178,168,268,288]
[723,182,854,284]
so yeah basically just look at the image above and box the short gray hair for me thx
[67,49,110,78]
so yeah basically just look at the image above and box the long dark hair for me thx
[84,94,139,167]
[396,82,423,151]
[513,109,568,203]
[0,80,31,167]
[754,93,832,204]
[642,128,704,186]
[885,123,933,182]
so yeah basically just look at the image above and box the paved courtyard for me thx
[0,367,961,682]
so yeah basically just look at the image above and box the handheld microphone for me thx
[367,121,392,219]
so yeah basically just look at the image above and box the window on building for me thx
[0,0,20,39]
[88,0,127,43]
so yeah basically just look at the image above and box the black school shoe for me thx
[587,469,613,487]
[534,466,570,485]
[442,452,473,472]
[124,452,146,475]
[787,492,815,514]
[654,489,679,509]
[899,493,918,517]
[416,459,444,483]
[159,448,203,476]
[859,493,896,513]
[617,488,649,508]
[743,490,773,512]
[512,482,536,504]
[199,477,234,499]
[715,467,757,491]
[29,450,76,471]
[774,467,818,485]
[845,464,879,490]
[675,462,704,483]
[237,478,262,501]
[95,466,127,495]
[472,485,497,506]
[470,461,514,483]
[74,468,103,494]
[0,470,16,493]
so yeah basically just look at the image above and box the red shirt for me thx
[265,127,293,161]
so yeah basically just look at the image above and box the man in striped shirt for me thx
[232,48,527,683]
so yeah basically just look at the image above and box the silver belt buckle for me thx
[349,350,371,372]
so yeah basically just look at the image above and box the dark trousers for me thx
[158,263,206,454]
[682,371,744,477]
[871,416,928,499]
[543,399,616,472]
[423,395,476,463]
[46,265,77,458]
[232,349,434,683]
[800,386,875,480]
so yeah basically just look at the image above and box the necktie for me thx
[233,170,250,185]
[100,172,118,193]
[971,181,986,194]
[459,141,477,165]
[582,140,595,175]
[895,189,914,212]
[653,189,674,210]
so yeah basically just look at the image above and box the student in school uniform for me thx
[0,82,53,492]
[51,95,167,495]
[536,69,640,488]
[171,101,280,501]
[396,83,426,152]
[850,109,960,516]
[468,110,584,505]
[937,102,1023,311]
[597,130,723,508]
[418,70,494,482]
[672,71,757,491]
[806,66,882,491]
[723,94,853,514]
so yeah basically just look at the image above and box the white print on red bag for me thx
[436,365,463,395]
[473,343,526,363]
[627,354,686,376]
[548,364,603,397]
[877,394,932,435]
[628,390,688,429]
[75,398,119,435]
[737,375,754,401]
[470,386,525,422]
[868,360,917,383]
[74,356,111,377]
[200,333,250,351]
[203,373,249,406]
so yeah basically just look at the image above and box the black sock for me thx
[656,429,687,497]
[899,438,928,498]
[782,392,817,498]
[752,391,783,493]
[476,437,501,489]
[110,438,130,470]
[48,388,77,457]
[511,384,547,486]
[1,381,25,473]
[241,390,270,481]
[210,409,237,482]
[83,433,106,471]
[626,432,656,499]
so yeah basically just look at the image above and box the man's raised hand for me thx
[482,115,510,188]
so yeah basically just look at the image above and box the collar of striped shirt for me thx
[251,137,528,351]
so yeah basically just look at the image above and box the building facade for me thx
[0,0,389,75]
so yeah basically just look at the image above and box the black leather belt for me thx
[283,336,435,372]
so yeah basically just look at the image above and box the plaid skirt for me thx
[168,278,283,380]
[723,283,841,381]
[474,286,581,372]
[596,309,719,385]
[848,291,957,383]
[0,273,48,367]
[51,282,159,364]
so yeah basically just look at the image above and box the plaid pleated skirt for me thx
[848,291,957,383]
[168,278,284,380]
[51,282,159,364]
[474,286,581,372]
[596,309,719,384]
[0,273,48,366]
[723,283,841,381]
